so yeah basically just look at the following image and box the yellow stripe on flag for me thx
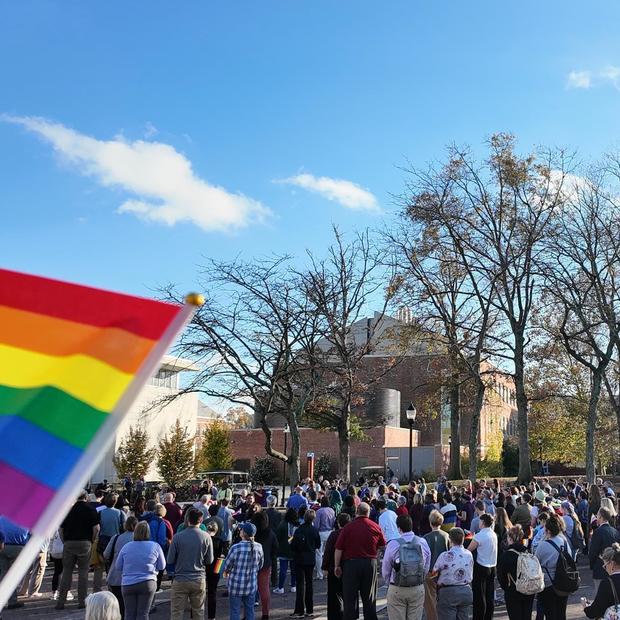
[0,343,133,412]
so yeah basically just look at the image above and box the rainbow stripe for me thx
[0,268,182,529]
[213,557,225,574]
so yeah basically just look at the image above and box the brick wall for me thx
[230,425,421,480]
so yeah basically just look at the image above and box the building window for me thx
[149,368,178,389]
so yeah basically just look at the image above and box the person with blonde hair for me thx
[497,524,535,619]
[423,509,449,620]
[583,542,620,618]
[114,521,165,620]
[85,591,121,620]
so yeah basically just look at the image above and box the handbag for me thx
[604,576,620,620]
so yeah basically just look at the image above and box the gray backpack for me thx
[393,537,425,587]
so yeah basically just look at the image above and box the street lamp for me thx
[282,424,290,506]
[406,402,417,483]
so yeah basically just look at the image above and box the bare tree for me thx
[386,207,497,481]
[163,256,322,488]
[397,134,570,482]
[543,170,620,483]
[301,227,397,481]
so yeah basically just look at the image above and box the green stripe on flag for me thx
[0,384,108,449]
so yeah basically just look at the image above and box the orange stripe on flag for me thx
[0,305,156,374]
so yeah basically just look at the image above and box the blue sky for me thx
[2,1,620,298]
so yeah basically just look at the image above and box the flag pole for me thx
[0,294,204,610]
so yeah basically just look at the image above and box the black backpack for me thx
[545,539,580,596]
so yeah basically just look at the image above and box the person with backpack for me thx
[582,542,620,618]
[433,527,474,620]
[535,513,579,620]
[560,501,584,556]
[468,513,498,620]
[290,509,321,618]
[381,514,430,620]
[144,504,173,592]
[497,524,543,619]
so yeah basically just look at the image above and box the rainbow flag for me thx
[0,268,187,529]
[213,557,225,574]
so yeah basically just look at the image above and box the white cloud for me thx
[2,115,270,232]
[566,66,620,91]
[277,172,379,212]
[143,121,158,139]
[567,70,591,89]
[600,65,620,89]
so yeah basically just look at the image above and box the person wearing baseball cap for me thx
[222,521,264,620]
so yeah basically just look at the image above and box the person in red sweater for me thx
[334,502,386,620]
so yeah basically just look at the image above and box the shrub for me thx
[249,456,280,485]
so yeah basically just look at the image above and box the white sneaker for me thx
[291,586,296,593]
[273,588,285,594]
[66,592,74,601]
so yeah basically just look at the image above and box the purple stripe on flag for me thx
[0,461,55,529]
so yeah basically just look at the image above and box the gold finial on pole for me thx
[184,293,205,307]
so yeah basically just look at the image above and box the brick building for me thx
[230,312,518,479]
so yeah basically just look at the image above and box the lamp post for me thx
[282,424,290,506]
[538,438,543,475]
[406,402,417,483]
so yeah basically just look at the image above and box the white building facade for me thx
[90,355,199,483]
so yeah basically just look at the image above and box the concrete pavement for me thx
[1,553,597,619]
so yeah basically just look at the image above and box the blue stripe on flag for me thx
[0,415,82,489]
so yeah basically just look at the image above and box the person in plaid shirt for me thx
[223,522,265,620]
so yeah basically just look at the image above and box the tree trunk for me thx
[338,406,351,481]
[514,336,532,484]
[468,379,485,483]
[448,382,462,479]
[288,417,301,489]
[586,370,603,484]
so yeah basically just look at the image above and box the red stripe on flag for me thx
[0,269,181,340]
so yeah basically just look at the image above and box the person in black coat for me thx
[497,524,535,620]
[584,543,620,618]
[321,512,353,620]
[290,509,321,618]
[589,507,620,595]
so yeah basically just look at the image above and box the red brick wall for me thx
[230,426,420,480]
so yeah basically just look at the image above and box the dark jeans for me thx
[327,572,344,620]
[51,558,63,592]
[472,564,495,620]
[122,579,157,620]
[505,590,534,620]
[538,586,568,620]
[342,558,377,620]
[206,570,220,619]
[271,558,278,587]
[110,584,126,619]
[278,559,296,589]
[294,564,314,614]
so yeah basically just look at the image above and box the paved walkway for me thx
[1,554,596,619]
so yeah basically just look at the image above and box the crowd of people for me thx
[1,474,620,620]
